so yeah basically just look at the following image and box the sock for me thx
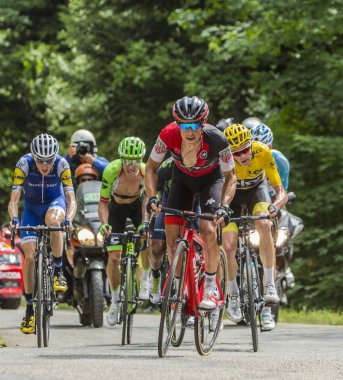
[151,269,161,279]
[54,256,62,275]
[141,269,150,282]
[152,277,160,294]
[264,268,275,286]
[204,272,216,292]
[24,293,34,314]
[228,280,239,296]
[111,288,120,303]
[262,306,271,316]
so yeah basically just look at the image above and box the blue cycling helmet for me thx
[250,123,273,147]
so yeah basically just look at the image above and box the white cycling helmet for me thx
[70,129,96,145]
[30,134,59,160]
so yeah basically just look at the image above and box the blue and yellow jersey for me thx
[235,141,282,190]
[12,154,74,204]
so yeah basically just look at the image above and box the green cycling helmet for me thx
[118,136,146,159]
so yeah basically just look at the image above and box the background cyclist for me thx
[98,137,150,327]
[8,134,76,334]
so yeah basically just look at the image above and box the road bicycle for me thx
[158,207,227,357]
[230,207,271,352]
[104,228,144,345]
[11,224,70,348]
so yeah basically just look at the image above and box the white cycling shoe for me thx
[261,307,275,331]
[264,284,280,304]
[106,301,119,326]
[139,280,150,300]
[227,295,243,323]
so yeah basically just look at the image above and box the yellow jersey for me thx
[234,141,282,190]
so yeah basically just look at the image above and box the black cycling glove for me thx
[146,196,160,214]
[215,204,231,225]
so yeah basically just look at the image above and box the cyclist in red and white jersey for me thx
[145,96,237,310]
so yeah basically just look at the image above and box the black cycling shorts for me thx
[108,198,142,233]
[167,165,223,214]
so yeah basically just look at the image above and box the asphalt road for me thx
[0,307,342,380]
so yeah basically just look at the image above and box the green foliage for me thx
[0,0,342,309]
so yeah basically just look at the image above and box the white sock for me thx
[228,280,239,296]
[204,273,216,293]
[264,268,275,286]
[142,269,150,282]
[111,288,120,303]
[262,306,271,315]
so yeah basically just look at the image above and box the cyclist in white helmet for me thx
[8,134,77,334]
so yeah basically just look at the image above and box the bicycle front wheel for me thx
[245,250,258,352]
[121,256,131,346]
[127,261,138,345]
[43,254,53,347]
[158,241,187,358]
[35,251,43,348]
[194,247,228,356]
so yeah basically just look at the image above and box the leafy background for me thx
[1,0,342,310]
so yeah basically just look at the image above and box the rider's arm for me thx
[92,156,109,175]
[65,190,77,221]
[265,149,288,208]
[145,158,161,199]
[98,200,110,225]
[8,190,21,221]
[272,185,288,209]
[221,169,237,206]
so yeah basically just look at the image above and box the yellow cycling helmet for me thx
[224,123,251,149]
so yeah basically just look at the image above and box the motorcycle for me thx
[60,180,108,327]
[248,192,304,322]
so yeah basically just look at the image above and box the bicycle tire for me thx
[43,254,53,347]
[245,250,258,352]
[170,247,187,348]
[90,270,104,328]
[121,256,131,346]
[158,241,187,358]
[194,247,228,355]
[127,261,138,345]
[35,249,44,348]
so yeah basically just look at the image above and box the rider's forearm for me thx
[145,158,159,199]
[8,191,20,219]
[142,197,149,221]
[273,186,288,209]
[221,169,237,206]
[65,191,77,220]
[98,201,109,225]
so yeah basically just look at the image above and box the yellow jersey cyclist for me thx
[98,137,150,327]
[222,124,288,323]
[8,134,77,334]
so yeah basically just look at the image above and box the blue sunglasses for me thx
[178,122,202,131]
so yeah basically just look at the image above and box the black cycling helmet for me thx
[216,117,235,132]
[242,117,263,130]
[172,96,209,123]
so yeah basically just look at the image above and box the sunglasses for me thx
[35,157,56,165]
[178,122,202,131]
[232,145,251,157]
[121,158,141,167]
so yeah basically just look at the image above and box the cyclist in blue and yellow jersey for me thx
[8,134,77,334]
[222,124,288,324]
[64,129,109,188]
[98,137,150,327]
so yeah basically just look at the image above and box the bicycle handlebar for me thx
[10,225,71,250]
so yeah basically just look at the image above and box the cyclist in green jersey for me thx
[98,137,150,326]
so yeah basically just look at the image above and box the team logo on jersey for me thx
[61,169,73,187]
[200,150,208,159]
[17,158,26,169]
[13,168,25,186]
[60,159,69,170]
[249,169,262,176]
[219,147,233,163]
[154,137,167,155]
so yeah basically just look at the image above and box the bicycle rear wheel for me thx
[121,257,131,346]
[35,250,43,348]
[158,241,187,358]
[245,250,258,352]
[194,247,228,355]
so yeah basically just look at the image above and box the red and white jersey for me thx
[150,122,234,177]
